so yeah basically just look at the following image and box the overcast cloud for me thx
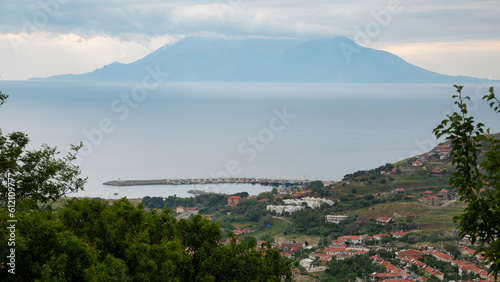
[1,0,500,80]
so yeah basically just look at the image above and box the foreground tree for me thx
[433,85,500,278]
[2,198,295,280]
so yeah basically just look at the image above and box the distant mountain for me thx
[31,37,489,83]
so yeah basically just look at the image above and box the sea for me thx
[1,81,499,199]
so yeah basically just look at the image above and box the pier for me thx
[102,177,311,187]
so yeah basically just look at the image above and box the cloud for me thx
[377,40,500,80]
[1,0,500,80]
[0,32,177,80]
[1,1,499,42]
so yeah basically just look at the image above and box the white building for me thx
[266,205,305,215]
[282,197,335,209]
[325,214,349,224]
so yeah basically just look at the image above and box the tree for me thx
[0,93,86,210]
[433,85,500,278]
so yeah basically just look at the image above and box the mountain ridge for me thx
[30,36,493,83]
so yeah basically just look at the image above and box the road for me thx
[175,210,199,220]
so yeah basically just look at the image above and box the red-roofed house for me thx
[428,250,453,262]
[396,249,423,259]
[439,189,449,199]
[337,235,366,245]
[322,247,346,255]
[459,246,476,257]
[391,231,408,239]
[343,249,368,256]
[376,217,393,225]
[412,160,423,167]
[335,253,354,260]
[402,256,426,268]
[425,195,441,206]
[331,240,347,247]
[424,266,444,280]
[423,190,434,197]
[395,188,406,194]
[317,255,333,266]
[227,195,242,206]
[373,233,391,241]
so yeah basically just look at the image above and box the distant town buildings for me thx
[266,205,304,215]
[325,214,348,224]
[268,197,334,215]
[282,197,334,208]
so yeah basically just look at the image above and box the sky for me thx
[1,0,499,81]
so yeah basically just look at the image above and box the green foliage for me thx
[433,85,500,278]
[419,254,458,275]
[0,90,7,107]
[325,255,383,281]
[1,198,295,281]
[309,180,329,196]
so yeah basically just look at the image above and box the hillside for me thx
[31,36,487,83]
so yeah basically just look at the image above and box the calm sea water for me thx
[1,81,498,199]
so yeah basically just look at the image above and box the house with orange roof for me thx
[396,249,423,259]
[425,195,441,206]
[331,239,347,247]
[438,189,449,199]
[427,250,453,262]
[321,247,346,255]
[310,252,331,261]
[335,253,354,260]
[423,190,434,197]
[337,235,367,245]
[459,246,476,257]
[227,195,242,206]
[424,266,444,280]
[470,266,496,281]
[376,217,393,225]
[395,188,406,194]
[343,249,368,256]
[401,256,426,268]
[373,233,391,241]
[412,160,423,167]
[405,195,417,200]
[391,231,408,239]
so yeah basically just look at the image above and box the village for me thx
[126,141,497,281]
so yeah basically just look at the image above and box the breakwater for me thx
[103,178,311,187]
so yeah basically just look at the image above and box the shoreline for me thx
[103,177,313,187]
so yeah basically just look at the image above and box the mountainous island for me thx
[31,37,489,83]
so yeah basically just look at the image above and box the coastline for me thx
[103,177,313,187]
